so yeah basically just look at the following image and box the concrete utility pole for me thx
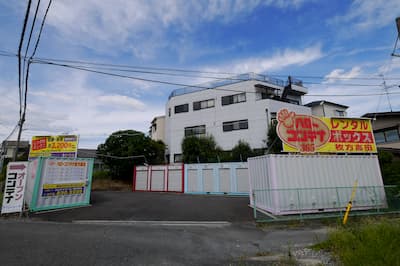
[392,17,400,57]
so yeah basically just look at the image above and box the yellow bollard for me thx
[343,180,358,225]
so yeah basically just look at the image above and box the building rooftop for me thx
[304,100,349,109]
[168,72,302,99]
[362,111,400,118]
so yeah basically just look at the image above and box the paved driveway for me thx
[31,191,254,222]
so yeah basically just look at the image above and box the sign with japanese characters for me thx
[277,109,377,153]
[40,160,88,198]
[1,162,28,214]
[28,135,79,159]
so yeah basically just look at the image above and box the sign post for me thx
[1,162,28,214]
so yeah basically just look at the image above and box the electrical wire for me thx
[33,60,213,89]
[17,0,32,119]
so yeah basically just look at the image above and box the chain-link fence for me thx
[252,186,400,222]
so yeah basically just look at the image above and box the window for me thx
[223,120,248,132]
[335,110,345,117]
[174,104,189,114]
[174,154,183,163]
[168,108,171,117]
[193,99,215,111]
[185,125,206,137]
[221,93,246,106]
[374,128,400,143]
[256,86,277,100]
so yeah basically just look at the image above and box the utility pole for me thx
[392,17,400,57]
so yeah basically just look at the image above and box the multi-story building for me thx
[149,116,166,143]
[304,100,348,117]
[164,73,311,163]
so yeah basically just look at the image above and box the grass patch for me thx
[314,218,400,266]
[91,179,131,191]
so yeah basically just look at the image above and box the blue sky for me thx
[0,0,399,148]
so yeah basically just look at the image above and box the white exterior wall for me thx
[311,103,347,117]
[150,116,166,143]
[248,154,386,215]
[165,80,311,162]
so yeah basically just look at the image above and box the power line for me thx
[30,59,400,97]
[17,0,32,119]
[14,0,52,161]
[33,60,213,89]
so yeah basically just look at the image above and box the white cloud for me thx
[324,67,362,83]
[329,0,399,31]
[96,95,145,110]
[206,44,323,73]
[44,0,312,58]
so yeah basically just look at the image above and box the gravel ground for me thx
[292,247,338,265]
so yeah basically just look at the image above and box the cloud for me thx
[329,0,399,31]
[324,67,362,83]
[44,0,312,58]
[96,95,145,110]
[206,44,323,73]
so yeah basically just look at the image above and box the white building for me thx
[149,116,166,143]
[164,73,312,163]
[304,100,348,117]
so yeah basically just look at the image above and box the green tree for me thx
[181,135,221,163]
[264,121,282,154]
[231,140,254,162]
[378,150,400,185]
[97,130,165,180]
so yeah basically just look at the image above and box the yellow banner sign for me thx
[276,109,377,153]
[29,135,79,159]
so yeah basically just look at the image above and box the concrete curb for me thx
[72,220,232,227]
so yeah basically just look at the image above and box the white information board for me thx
[1,162,28,214]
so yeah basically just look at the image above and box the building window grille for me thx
[222,120,248,132]
[375,128,400,143]
[174,104,189,114]
[221,93,246,106]
[335,110,345,117]
[185,125,206,137]
[193,99,215,111]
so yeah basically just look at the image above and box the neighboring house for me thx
[149,115,166,143]
[163,73,311,163]
[304,100,348,117]
[361,111,400,151]
[0,140,30,159]
[77,149,105,171]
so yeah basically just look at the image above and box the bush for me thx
[315,218,400,266]
[92,170,111,180]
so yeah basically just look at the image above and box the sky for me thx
[0,0,399,149]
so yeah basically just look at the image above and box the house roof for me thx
[362,111,400,118]
[304,100,348,109]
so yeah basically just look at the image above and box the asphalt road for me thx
[0,219,328,266]
[31,191,254,222]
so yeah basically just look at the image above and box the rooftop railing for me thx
[168,73,288,99]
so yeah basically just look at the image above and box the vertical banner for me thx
[1,162,28,214]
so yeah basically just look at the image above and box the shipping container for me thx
[133,164,184,193]
[185,162,248,195]
[248,154,386,215]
